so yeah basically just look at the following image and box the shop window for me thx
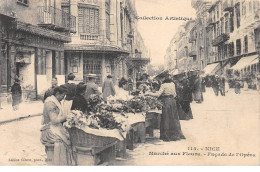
[78,6,99,34]
[236,39,241,55]
[17,0,29,6]
[244,35,248,53]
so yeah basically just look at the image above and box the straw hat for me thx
[87,74,97,78]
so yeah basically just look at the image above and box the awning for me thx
[231,54,258,70]
[203,63,220,75]
[248,57,259,66]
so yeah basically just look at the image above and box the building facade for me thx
[167,0,260,79]
[0,0,75,100]
[63,0,149,86]
[164,21,196,74]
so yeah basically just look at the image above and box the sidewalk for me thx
[0,101,43,124]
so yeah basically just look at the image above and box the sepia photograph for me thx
[0,0,260,166]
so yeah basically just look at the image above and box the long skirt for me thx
[177,101,186,120]
[160,96,185,141]
[12,94,21,107]
[180,101,193,120]
[234,83,241,94]
[40,124,75,165]
[193,90,202,102]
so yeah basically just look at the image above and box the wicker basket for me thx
[68,127,119,148]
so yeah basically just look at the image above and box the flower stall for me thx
[64,91,162,165]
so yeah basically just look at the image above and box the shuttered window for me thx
[62,6,70,28]
[106,0,110,40]
[78,6,99,34]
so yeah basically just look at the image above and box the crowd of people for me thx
[38,70,260,165]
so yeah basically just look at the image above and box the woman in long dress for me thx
[146,78,185,142]
[11,79,22,110]
[40,86,74,165]
[180,77,193,120]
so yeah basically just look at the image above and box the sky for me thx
[135,0,196,66]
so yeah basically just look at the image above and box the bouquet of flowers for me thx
[63,110,90,129]
[144,95,162,110]
[87,94,103,112]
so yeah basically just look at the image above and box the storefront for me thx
[0,20,70,100]
[64,45,129,86]
[230,54,258,76]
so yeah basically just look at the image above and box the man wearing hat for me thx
[102,75,116,102]
[85,74,101,101]
[212,75,220,96]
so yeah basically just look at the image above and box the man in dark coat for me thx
[219,76,226,96]
[212,75,220,96]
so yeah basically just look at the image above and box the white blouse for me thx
[149,82,176,97]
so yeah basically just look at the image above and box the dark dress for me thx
[160,95,185,141]
[211,76,220,96]
[11,83,22,107]
[71,94,88,113]
[174,80,187,120]
[180,79,193,120]
[152,82,185,141]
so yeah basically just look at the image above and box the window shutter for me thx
[78,7,84,33]
[95,9,99,34]
[89,8,95,34]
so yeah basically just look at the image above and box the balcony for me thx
[212,33,230,46]
[189,36,196,43]
[223,0,234,12]
[38,6,76,33]
[80,34,99,41]
[189,50,197,57]
[206,18,216,28]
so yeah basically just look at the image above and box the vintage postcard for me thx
[0,0,260,166]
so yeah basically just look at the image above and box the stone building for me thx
[192,0,260,77]
[63,0,149,86]
[0,0,75,100]
[164,21,196,74]
[191,0,213,71]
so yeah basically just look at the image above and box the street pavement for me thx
[0,101,43,124]
[0,88,259,165]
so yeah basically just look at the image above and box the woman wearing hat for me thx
[102,75,116,102]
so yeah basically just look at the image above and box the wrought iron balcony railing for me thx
[223,0,234,12]
[212,33,230,46]
[38,6,76,33]
[189,50,197,57]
